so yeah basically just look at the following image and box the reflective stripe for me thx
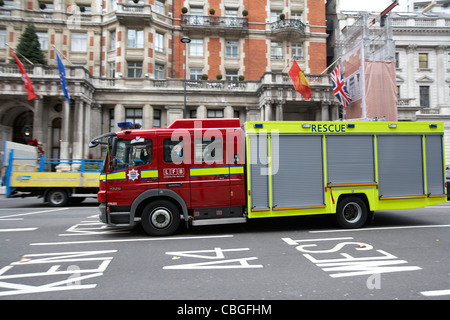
[230,166,244,175]
[190,167,229,177]
[100,171,126,180]
[141,169,158,178]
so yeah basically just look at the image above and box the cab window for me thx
[113,138,152,170]
[163,138,184,163]
[194,137,223,163]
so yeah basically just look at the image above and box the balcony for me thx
[270,19,306,38]
[116,3,152,24]
[181,15,248,36]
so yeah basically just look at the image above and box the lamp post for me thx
[180,36,191,118]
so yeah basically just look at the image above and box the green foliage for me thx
[10,23,47,65]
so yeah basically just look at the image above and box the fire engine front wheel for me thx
[141,200,180,236]
[336,196,368,229]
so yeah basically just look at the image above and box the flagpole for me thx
[52,45,74,66]
[6,43,34,65]
[320,56,342,75]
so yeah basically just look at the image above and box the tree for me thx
[10,23,47,65]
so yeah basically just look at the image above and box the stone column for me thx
[72,99,84,164]
[224,105,234,118]
[32,98,44,144]
[275,102,283,121]
[264,102,272,121]
[143,104,154,128]
[196,105,207,119]
[114,103,125,130]
[57,100,71,171]
[406,45,416,104]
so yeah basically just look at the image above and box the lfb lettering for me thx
[311,124,346,133]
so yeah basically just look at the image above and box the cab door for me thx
[157,133,191,207]
[189,131,231,209]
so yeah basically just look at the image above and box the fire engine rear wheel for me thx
[141,200,180,236]
[336,196,368,229]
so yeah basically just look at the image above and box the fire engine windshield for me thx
[112,138,153,170]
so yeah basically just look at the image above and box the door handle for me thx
[166,183,182,187]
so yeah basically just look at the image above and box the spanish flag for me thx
[288,60,312,101]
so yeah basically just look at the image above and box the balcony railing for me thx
[181,15,249,28]
[270,19,305,34]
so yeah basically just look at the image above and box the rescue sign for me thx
[311,124,346,133]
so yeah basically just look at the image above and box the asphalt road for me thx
[0,196,449,302]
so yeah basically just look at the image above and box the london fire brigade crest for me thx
[127,169,140,181]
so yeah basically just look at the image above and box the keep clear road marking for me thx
[421,289,450,297]
[30,234,234,246]
[0,208,69,232]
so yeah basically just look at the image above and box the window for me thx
[270,11,282,22]
[190,110,197,118]
[155,0,165,15]
[225,9,238,26]
[109,0,117,12]
[292,43,303,60]
[190,7,204,25]
[109,109,115,132]
[126,108,143,126]
[108,62,116,78]
[418,53,428,69]
[0,30,7,49]
[155,64,164,79]
[448,53,450,69]
[207,109,224,118]
[271,42,283,59]
[291,12,302,20]
[155,32,164,52]
[71,32,87,51]
[153,109,161,128]
[36,32,48,50]
[189,39,203,56]
[163,138,184,163]
[127,61,143,78]
[109,30,116,51]
[225,70,238,81]
[190,68,203,80]
[225,40,238,58]
[127,29,144,48]
[420,86,430,107]
[395,52,399,68]
[113,138,153,170]
[195,137,223,163]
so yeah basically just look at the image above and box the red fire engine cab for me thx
[90,118,246,236]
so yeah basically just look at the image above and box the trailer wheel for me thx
[336,196,368,229]
[47,189,69,207]
[141,200,180,236]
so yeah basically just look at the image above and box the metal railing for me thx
[181,14,249,28]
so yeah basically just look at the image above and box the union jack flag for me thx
[330,64,352,107]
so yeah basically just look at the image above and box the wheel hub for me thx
[151,208,171,229]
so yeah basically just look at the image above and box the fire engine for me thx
[89,119,447,236]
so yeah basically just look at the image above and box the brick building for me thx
[0,0,335,160]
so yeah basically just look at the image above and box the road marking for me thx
[0,208,69,220]
[421,289,450,297]
[30,234,234,246]
[309,224,450,233]
[0,228,38,232]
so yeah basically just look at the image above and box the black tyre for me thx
[336,196,368,229]
[141,200,180,236]
[47,189,69,207]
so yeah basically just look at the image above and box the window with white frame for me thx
[225,70,238,81]
[155,0,165,15]
[270,11,282,22]
[109,30,116,51]
[36,32,48,50]
[190,68,203,80]
[225,40,238,58]
[126,108,143,127]
[291,12,302,20]
[127,61,143,78]
[155,32,164,52]
[155,64,164,79]
[0,30,7,49]
[271,42,283,59]
[127,29,144,48]
[189,39,203,56]
[291,43,303,60]
[108,62,116,78]
[71,32,87,52]
[207,109,224,118]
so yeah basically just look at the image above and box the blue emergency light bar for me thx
[254,123,263,128]
[118,122,135,129]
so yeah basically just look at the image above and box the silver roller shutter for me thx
[425,135,445,196]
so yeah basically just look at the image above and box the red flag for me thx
[288,60,312,101]
[12,52,37,100]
